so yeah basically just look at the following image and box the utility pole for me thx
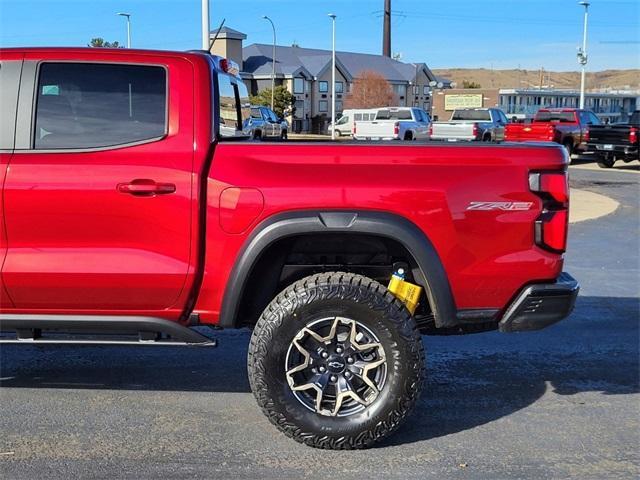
[578,1,590,109]
[329,14,337,140]
[202,0,210,50]
[383,0,391,57]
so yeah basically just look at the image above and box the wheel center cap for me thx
[327,356,346,373]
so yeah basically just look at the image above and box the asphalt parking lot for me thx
[0,161,638,480]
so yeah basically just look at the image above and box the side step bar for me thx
[0,314,217,347]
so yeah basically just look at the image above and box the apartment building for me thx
[210,26,449,132]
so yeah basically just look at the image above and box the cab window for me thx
[34,62,167,149]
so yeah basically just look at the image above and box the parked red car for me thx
[505,108,601,157]
[0,48,578,449]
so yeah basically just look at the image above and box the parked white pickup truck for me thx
[430,108,509,142]
[353,107,431,141]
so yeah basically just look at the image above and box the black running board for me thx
[0,314,216,347]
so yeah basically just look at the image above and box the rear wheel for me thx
[404,131,414,141]
[597,156,616,168]
[482,133,492,142]
[247,272,425,449]
[563,140,574,162]
[334,129,341,138]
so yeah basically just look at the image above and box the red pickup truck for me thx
[0,48,578,449]
[505,108,601,157]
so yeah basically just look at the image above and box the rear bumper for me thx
[587,144,638,158]
[498,272,579,333]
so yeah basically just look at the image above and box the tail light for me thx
[504,128,509,141]
[547,125,555,141]
[630,127,638,144]
[429,124,433,136]
[584,128,590,143]
[353,123,357,135]
[394,122,400,136]
[472,123,479,139]
[529,172,569,253]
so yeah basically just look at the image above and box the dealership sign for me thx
[444,94,483,110]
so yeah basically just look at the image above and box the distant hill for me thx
[431,68,640,91]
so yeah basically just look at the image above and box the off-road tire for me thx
[247,272,425,449]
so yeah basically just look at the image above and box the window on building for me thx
[293,78,304,94]
[319,100,328,112]
[336,100,343,112]
[319,81,328,93]
[423,102,429,111]
[393,84,407,98]
[34,62,167,149]
[413,85,419,95]
[294,100,304,119]
[423,86,429,95]
[335,81,343,93]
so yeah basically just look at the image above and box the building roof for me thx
[243,43,445,85]
[210,26,247,40]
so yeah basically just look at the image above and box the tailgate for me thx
[505,124,552,142]
[588,126,632,146]
[431,123,475,140]
[354,120,397,139]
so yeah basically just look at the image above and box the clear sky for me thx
[1,0,638,71]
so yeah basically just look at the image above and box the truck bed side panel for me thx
[194,143,566,324]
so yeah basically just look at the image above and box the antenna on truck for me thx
[209,18,226,52]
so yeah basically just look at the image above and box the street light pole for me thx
[201,0,210,50]
[328,13,336,140]
[262,16,277,111]
[578,1,590,109]
[117,13,131,48]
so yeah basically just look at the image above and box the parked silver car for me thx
[245,106,288,140]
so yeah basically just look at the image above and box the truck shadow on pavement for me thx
[1,296,638,447]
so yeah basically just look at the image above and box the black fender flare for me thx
[219,210,457,328]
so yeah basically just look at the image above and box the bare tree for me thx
[345,70,397,109]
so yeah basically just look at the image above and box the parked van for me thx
[329,109,379,137]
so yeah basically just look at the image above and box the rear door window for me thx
[34,63,167,149]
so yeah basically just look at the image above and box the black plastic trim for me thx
[218,210,457,329]
[456,309,499,323]
[498,272,579,333]
[0,314,213,344]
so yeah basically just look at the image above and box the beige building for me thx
[210,26,449,133]
[431,88,500,122]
